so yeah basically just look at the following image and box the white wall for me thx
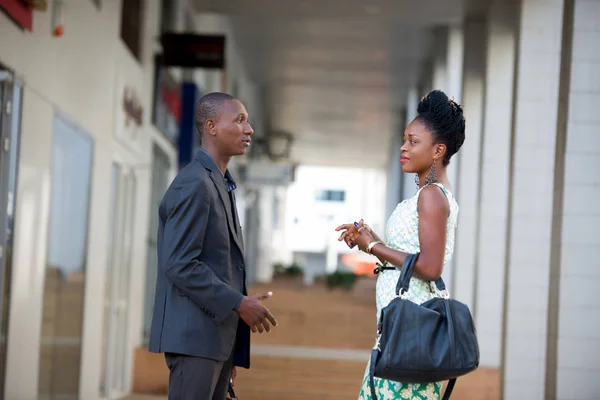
[282,165,387,279]
[0,1,183,399]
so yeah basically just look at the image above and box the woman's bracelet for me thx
[366,240,382,254]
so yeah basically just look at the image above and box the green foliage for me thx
[286,263,304,277]
[273,262,304,277]
[325,271,359,291]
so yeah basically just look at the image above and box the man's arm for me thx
[162,178,243,324]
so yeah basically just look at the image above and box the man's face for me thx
[214,99,254,156]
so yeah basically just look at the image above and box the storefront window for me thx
[38,115,93,399]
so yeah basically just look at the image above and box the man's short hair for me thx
[194,92,236,145]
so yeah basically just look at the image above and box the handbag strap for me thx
[227,384,238,400]
[394,253,447,296]
[369,348,378,400]
[442,379,457,400]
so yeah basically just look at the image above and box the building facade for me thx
[0,1,267,399]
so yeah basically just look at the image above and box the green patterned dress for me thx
[358,183,459,400]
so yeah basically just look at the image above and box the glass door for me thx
[0,66,22,400]
[101,165,136,399]
[38,115,94,400]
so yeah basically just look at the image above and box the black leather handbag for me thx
[368,253,479,400]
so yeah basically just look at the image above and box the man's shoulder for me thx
[161,161,213,207]
[170,159,211,189]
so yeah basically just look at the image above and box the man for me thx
[149,92,278,399]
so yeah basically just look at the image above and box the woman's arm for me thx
[359,186,449,281]
[365,224,384,243]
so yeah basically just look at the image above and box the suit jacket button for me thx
[237,265,243,271]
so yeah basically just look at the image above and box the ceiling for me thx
[193,0,470,168]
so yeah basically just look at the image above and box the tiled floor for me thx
[129,279,499,400]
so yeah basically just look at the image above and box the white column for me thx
[441,26,464,291]
[254,185,275,282]
[385,125,403,218]
[401,87,419,201]
[444,26,465,198]
[555,1,600,399]
[475,0,520,371]
[432,28,448,91]
[502,0,565,398]
[452,17,487,309]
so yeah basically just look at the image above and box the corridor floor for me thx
[128,278,499,400]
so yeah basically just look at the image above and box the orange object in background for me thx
[53,25,63,37]
[341,253,376,276]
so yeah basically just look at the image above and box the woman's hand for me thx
[335,222,359,248]
[336,219,374,252]
[354,224,375,252]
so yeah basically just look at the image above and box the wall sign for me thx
[152,55,181,146]
[0,0,33,31]
[159,33,226,69]
[123,87,143,127]
[113,74,144,154]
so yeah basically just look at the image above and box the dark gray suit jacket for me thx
[148,150,250,368]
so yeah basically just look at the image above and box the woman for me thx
[336,90,466,400]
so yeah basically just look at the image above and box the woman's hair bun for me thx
[416,90,466,166]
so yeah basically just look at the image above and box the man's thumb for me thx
[257,291,273,301]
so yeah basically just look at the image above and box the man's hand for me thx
[230,366,237,387]
[237,292,278,333]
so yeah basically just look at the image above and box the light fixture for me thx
[52,0,65,37]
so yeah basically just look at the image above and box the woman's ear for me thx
[434,143,447,161]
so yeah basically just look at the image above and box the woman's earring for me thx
[424,161,438,185]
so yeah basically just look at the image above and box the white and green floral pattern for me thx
[358,183,459,400]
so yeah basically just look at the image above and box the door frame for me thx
[102,160,137,400]
[0,63,22,400]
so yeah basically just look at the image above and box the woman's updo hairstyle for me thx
[416,90,466,166]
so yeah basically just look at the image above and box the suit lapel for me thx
[209,170,245,257]
[231,190,244,253]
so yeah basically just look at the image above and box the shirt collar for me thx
[198,148,237,192]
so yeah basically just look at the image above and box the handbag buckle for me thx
[398,288,409,300]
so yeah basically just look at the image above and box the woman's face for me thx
[399,118,440,173]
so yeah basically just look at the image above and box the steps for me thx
[131,281,500,399]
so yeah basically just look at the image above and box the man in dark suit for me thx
[149,92,278,399]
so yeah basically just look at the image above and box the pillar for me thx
[501,0,566,398]
[553,0,600,398]
[475,0,521,371]
[452,17,488,309]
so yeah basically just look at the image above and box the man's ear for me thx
[206,119,217,136]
